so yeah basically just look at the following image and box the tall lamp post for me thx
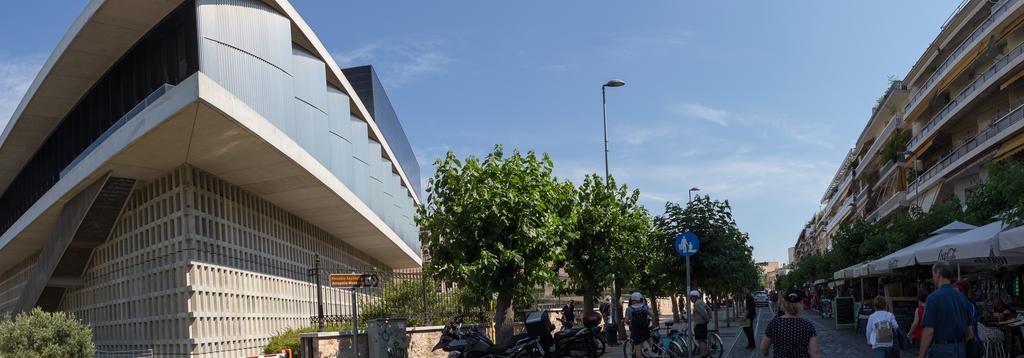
[688,187,700,203]
[602,78,625,344]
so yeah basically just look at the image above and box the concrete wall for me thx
[58,165,387,357]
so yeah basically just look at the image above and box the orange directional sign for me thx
[329,273,380,288]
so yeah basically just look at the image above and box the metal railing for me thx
[60,84,175,178]
[826,196,855,234]
[875,160,898,189]
[308,257,487,330]
[857,115,903,175]
[907,39,1024,152]
[909,103,1024,195]
[905,0,1020,117]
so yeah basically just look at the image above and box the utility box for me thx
[366,318,408,358]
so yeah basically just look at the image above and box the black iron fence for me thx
[307,255,487,330]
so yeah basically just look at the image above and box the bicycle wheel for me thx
[623,338,634,358]
[707,333,724,358]
[593,336,606,356]
[667,340,687,358]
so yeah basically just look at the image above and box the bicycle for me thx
[622,325,686,358]
[673,326,724,358]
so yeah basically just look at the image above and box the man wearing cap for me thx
[690,290,713,357]
[919,261,975,358]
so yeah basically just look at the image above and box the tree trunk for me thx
[614,280,626,337]
[583,279,595,317]
[652,297,661,326]
[494,289,516,346]
[671,294,680,322]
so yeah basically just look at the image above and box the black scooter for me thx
[432,315,543,358]
[525,310,599,358]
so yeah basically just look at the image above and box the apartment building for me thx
[0,0,421,356]
[794,0,1024,262]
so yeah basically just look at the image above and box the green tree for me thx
[560,174,651,313]
[657,196,761,304]
[0,308,95,358]
[965,159,1024,225]
[417,145,575,344]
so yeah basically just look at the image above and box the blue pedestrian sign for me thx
[674,232,700,257]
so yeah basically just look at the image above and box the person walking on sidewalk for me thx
[626,292,655,358]
[600,296,612,325]
[744,288,757,349]
[561,300,576,328]
[866,295,899,358]
[908,292,927,349]
[690,290,712,357]
[759,288,821,358]
[919,261,976,358]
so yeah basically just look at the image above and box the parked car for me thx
[754,291,769,307]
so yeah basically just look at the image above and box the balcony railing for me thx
[60,84,175,178]
[856,115,903,175]
[867,191,906,222]
[907,39,1024,152]
[908,103,1024,195]
[826,196,855,234]
[904,0,1020,117]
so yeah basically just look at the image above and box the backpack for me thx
[875,318,893,344]
[630,306,650,329]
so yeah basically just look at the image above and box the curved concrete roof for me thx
[0,0,421,206]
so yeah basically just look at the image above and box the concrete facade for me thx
[0,0,422,356]
[795,0,1024,263]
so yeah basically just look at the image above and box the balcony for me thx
[908,103,1024,198]
[867,191,906,222]
[856,115,903,176]
[907,39,1024,152]
[874,160,898,190]
[904,0,1021,118]
[826,196,855,234]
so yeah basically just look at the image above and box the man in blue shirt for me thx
[919,261,975,358]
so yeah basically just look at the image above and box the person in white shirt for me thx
[866,295,899,358]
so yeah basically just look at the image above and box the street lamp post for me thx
[602,79,625,344]
[688,187,700,203]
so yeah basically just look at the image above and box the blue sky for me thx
[0,1,960,263]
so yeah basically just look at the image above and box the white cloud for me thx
[672,102,729,126]
[0,57,42,129]
[333,37,451,88]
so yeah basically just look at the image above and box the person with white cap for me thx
[690,290,713,357]
[625,292,654,358]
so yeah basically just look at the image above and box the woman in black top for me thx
[760,288,821,358]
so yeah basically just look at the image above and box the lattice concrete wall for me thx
[57,165,390,357]
[0,255,35,314]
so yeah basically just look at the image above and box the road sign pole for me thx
[351,288,359,357]
[674,231,699,358]
[686,255,692,358]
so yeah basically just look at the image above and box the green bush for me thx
[0,308,96,358]
[263,323,352,356]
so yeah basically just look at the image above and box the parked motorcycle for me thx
[432,314,542,358]
[526,310,599,358]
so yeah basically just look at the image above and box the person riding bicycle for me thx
[690,290,713,358]
[626,292,655,358]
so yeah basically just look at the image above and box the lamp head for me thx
[689,187,700,192]
[604,79,626,87]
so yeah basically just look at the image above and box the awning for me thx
[919,185,942,212]
[997,225,1024,255]
[916,221,1009,266]
[996,132,1024,160]
[881,221,976,270]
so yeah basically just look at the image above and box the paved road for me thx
[726,305,914,358]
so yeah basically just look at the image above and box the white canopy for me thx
[868,221,976,274]
[915,221,1008,266]
[833,261,870,280]
[997,225,1024,256]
